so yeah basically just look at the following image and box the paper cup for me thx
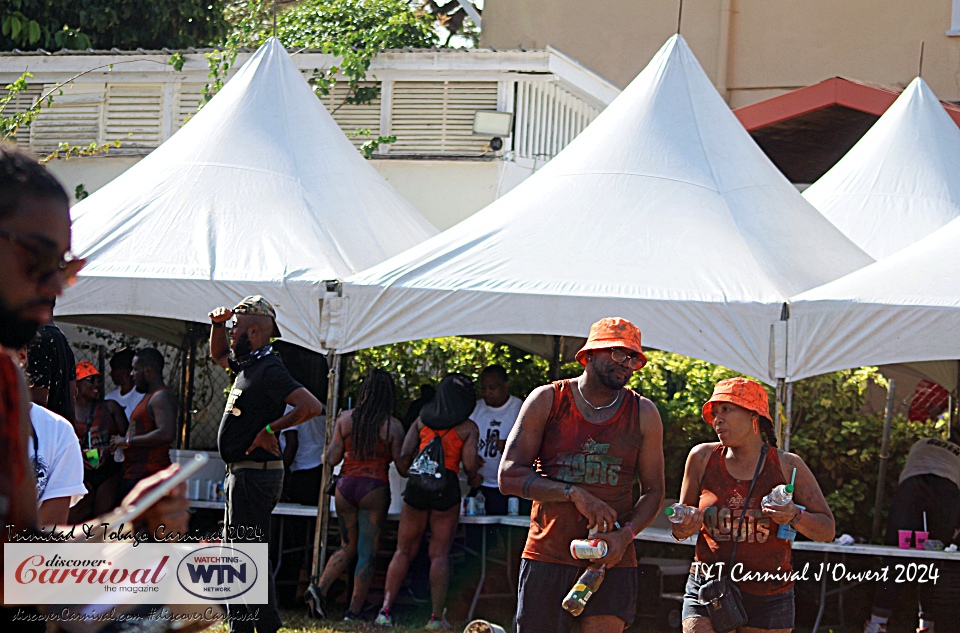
[898,529,913,549]
[915,531,929,550]
[464,620,507,633]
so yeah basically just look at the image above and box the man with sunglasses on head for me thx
[0,145,190,631]
[499,317,665,633]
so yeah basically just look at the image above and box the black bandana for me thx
[228,344,275,372]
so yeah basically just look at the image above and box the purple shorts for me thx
[336,475,389,507]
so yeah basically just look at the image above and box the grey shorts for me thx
[682,572,795,629]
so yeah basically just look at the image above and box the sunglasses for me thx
[609,348,645,370]
[0,228,85,286]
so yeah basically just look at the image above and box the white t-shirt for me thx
[105,387,144,422]
[278,404,326,472]
[899,437,960,488]
[471,395,523,488]
[28,403,87,507]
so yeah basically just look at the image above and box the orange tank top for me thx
[522,380,642,568]
[695,444,792,595]
[418,427,464,474]
[341,422,393,482]
[123,386,173,480]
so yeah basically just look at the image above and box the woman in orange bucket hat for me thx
[672,377,835,633]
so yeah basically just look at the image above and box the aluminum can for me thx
[569,538,608,560]
[507,497,520,515]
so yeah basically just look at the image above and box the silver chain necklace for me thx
[576,378,622,410]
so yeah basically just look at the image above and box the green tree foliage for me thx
[1,0,227,51]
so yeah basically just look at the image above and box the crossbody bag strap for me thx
[728,444,768,567]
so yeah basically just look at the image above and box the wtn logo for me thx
[177,546,259,600]
[186,560,247,584]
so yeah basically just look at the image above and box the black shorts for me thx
[681,572,795,629]
[402,470,461,511]
[516,558,637,632]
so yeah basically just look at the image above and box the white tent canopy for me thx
[803,77,960,260]
[57,38,436,352]
[788,214,960,382]
[321,36,872,383]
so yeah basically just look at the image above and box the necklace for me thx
[576,378,622,410]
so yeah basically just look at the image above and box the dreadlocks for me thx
[759,417,778,449]
[352,369,396,460]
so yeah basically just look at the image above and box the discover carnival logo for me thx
[176,546,258,600]
[4,542,268,605]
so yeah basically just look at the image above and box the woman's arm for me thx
[459,420,482,488]
[670,443,712,540]
[387,417,405,466]
[396,419,422,476]
[764,452,836,542]
[324,411,349,466]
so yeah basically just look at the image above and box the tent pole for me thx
[312,351,341,585]
[783,381,794,452]
[871,378,896,542]
[179,325,200,449]
[774,378,785,447]
[550,335,562,381]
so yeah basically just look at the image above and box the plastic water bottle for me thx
[762,484,794,508]
[113,447,125,463]
[475,490,486,516]
[561,565,606,616]
[664,503,695,523]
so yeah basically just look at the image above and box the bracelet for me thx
[212,321,225,329]
[789,507,803,526]
[265,424,275,434]
[670,529,687,543]
[563,483,573,501]
[623,522,639,538]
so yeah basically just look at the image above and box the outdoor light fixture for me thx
[473,110,513,152]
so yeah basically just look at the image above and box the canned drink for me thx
[507,497,520,516]
[569,538,608,560]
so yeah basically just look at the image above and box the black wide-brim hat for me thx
[421,372,475,430]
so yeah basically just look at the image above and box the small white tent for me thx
[320,35,872,383]
[803,77,960,260]
[788,215,960,382]
[57,38,436,352]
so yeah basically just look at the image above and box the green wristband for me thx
[265,424,275,434]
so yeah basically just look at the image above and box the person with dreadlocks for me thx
[309,368,404,621]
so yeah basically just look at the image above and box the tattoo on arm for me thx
[521,473,538,499]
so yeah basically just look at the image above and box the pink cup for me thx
[898,530,913,549]
[915,531,929,550]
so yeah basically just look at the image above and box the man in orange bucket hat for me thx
[499,317,664,633]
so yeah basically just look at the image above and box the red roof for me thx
[734,77,960,130]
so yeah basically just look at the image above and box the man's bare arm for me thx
[625,398,665,533]
[499,385,618,530]
[208,307,232,368]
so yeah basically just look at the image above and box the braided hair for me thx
[352,369,396,460]
[759,417,778,449]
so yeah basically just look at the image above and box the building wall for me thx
[482,0,960,106]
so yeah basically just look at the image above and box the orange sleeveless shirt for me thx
[522,380,643,568]
[418,427,464,474]
[341,424,393,482]
[695,444,793,595]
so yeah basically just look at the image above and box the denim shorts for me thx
[681,572,795,629]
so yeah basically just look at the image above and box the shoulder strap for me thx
[728,444,768,566]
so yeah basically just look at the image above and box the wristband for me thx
[563,483,573,501]
[265,424,275,434]
[623,522,639,538]
[212,321,225,329]
[789,507,803,526]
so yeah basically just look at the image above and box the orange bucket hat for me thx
[575,317,647,369]
[702,377,771,425]
[75,360,100,382]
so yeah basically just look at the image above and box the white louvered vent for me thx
[390,81,498,155]
[174,83,205,132]
[513,80,600,161]
[104,83,164,149]
[31,83,105,153]
[1,83,42,148]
